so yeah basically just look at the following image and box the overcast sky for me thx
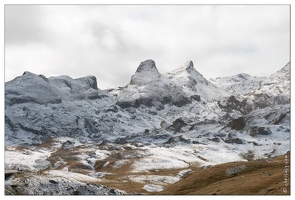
[5,5,290,89]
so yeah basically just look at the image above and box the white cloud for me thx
[5,5,290,89]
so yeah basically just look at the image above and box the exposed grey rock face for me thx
[5,71,106,106]
[210,73,264,95]
[164,135,191,145]
[5,71,114,145]
[5,172,128,195]
[5,72,62,106]
[135,59,158,73]
[166,60,229,101]
[130,59,161,86]
[115,59,192,110]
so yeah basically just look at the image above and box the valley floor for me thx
[5,138,290,195]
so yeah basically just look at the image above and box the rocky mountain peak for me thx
[278,61,290,76]
[22,71,35,76]
[130,59,161,86]
[180,60,194,71]
[135,59,158,73]
[165,61,228,100]
[20,71,48,81]
[182,60,194,71]
[75,75,98,90]
[236,73,251,80]
[169,60,195,74]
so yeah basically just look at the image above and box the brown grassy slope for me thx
[98,167,189,194]
[159,153,290,195]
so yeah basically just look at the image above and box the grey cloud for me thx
[225,44,258,54]
[4,5,290,89]
[5,5,48,45]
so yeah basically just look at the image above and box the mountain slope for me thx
[166,60,229,101]
[210,73,264,95]
[159,153,290,195]
[5,72,114,145]
[129,59,161,86]
[5,60,290,147]
[110,60,194,110]
[251,61,290,105]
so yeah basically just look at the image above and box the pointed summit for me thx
[168,60,201,77]
[278,61,290,75]
[182,60,194,71]
[168,60,204,80]
[130,59,161,86]
[22,71,36,76]
[255,62,290,98]
[170,60,194,73]
[136,59,158,73]
[165,60,229,100]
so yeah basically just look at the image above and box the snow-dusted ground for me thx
[128,169,193,192]
[5,147,51,172]
[5,169,126,195]
[5,126,290,194]
[48,170,101,183]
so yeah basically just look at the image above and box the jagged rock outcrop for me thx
[210,73,264,95]
[5,172,128,195]
[113,59,192,110]
[130,59,161,86]
[166,60,229,100]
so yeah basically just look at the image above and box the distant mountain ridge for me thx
[5,60,290,153]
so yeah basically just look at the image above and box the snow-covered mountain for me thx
[251,61,290,106]
[110,60,194,110]
[166,60,229,100]
[129,59,162,86]
[5,71,114,145]
[5,60,290,194]
[210,73,264,96]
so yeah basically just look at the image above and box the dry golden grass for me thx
[37,138,57,148]
[159,153,290,195]
[97,166,190,194]
[68,161,93,171]
[40,139,290,195]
